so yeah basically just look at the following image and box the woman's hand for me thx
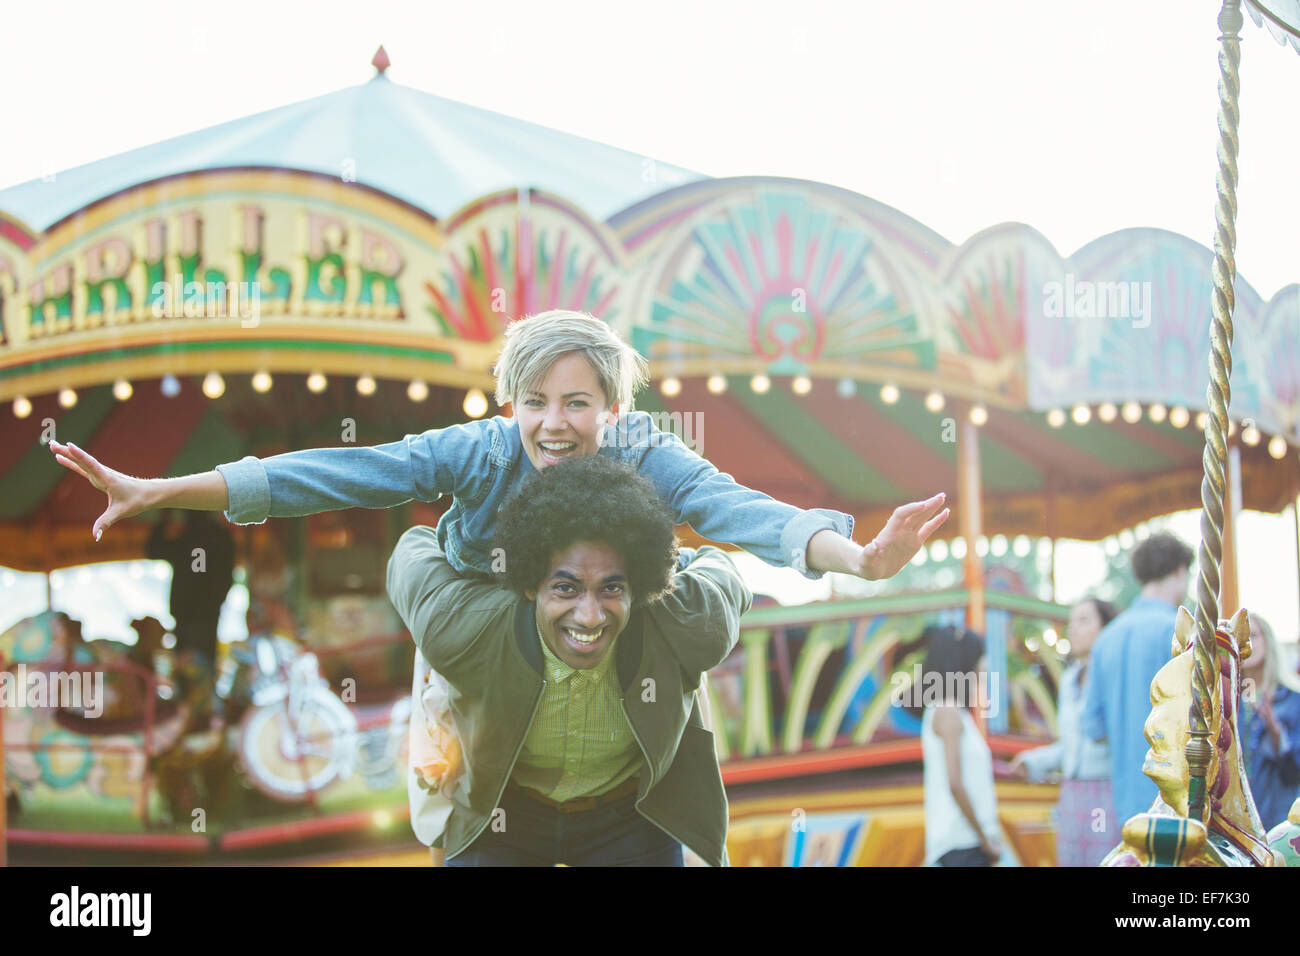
[1008,752,1030,781]
[858,493,950,580]
[48,440,157,540]
[1258,695,1283,751]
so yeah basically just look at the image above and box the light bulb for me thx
[463,388,488,418]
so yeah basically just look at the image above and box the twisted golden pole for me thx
[1187,0,1244,822]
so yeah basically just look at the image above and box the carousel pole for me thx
[1187,0,1244,823]
[958,407,986,635]
[1044,472,1058,604]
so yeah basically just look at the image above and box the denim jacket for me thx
[215,411,854,579]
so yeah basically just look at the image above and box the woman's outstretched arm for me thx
[48,440,229,540]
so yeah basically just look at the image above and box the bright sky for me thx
[2,0,1298,640]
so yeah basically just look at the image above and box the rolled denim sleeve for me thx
[214,419,495,526]
[216,456,273,524]
[628,412,854,581]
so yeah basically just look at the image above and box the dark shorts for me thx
[937,845,995,867]
[447,783,684,867]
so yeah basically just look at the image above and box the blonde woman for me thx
[1239,612,1300,830]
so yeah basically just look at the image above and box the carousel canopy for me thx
[0,52,1297,573]
[0,53,701,230]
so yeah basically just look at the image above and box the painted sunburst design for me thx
[425,195,621,341]
[638,191,931,372]
[941,250,1028,398]
[944,252,1025,360]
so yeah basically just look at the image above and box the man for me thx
[385,455,751,866]
[1083,531,1195,828]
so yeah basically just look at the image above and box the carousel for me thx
[1,5,1299,865]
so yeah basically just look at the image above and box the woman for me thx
[1238,611,1300,831]
[1009,596,1118,866]
[920,624,1002,866]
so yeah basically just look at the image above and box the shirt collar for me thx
[535,616,614,684]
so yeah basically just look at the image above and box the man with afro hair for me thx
[386,454,750,866]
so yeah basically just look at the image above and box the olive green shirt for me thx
[510,620,643,801]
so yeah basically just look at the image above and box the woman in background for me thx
[1010,597,1119,866]
[921,625,1002,866]
[1238,611,1300,831]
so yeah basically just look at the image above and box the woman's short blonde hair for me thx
[492,310,649,413]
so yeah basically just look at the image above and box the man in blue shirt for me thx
[1083,532,1195,830]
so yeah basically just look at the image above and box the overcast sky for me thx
[5,0,1298,295]
[3,0,1298,639]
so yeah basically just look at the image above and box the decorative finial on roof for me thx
[372,45,391,75]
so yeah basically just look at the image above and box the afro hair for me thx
[492,455,679,606]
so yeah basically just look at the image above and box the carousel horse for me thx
[1102,606,1287,866]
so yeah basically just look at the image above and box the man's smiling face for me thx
[514,351,617,471]
[526,539,632,669]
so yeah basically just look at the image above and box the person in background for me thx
[1010,597,1119,865]
[921,624,1002,867]
[146,509,234,715]
[1238,611,1300,831]
[1083,531,1194,827]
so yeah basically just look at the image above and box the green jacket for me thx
[385,526,751,867]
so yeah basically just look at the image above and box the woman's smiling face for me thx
[515,351,617,470]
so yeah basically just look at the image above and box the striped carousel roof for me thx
[1,58,1298,571]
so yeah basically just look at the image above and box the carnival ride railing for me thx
[710,587,1069,780]
[2,593,1066,845]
